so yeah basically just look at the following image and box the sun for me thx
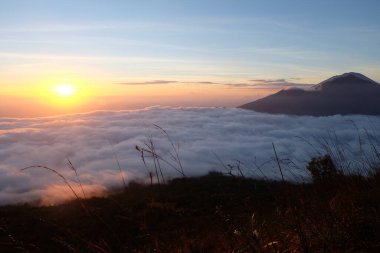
[48,83,81,107]
[54,84,76,97]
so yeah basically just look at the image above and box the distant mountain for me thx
[239,72,380,116]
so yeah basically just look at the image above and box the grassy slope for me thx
[0,172,379,253]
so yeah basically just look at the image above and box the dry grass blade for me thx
[21,165,82,202]
[112,150,127,189]
[21,166,123,247]
[153,124,186,177]
[67,159,87,199]
[272,143,285,182]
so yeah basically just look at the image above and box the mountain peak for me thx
[239,72,380,116]
[312,72,378,90]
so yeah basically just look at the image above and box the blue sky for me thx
[0,0,380,116]
[1,0,379,80]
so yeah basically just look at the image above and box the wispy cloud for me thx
[243,47,329,61]
[183,81,221,85]
[119,80,223,86]
[0,20,227,34]
[120,80,178,85]
[225,79,311,89]
[251,79,309,87]
[0,23,109,33]
[0,52,195,64]
[175,16,303,31]
[118,79,310,89]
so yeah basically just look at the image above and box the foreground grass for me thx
[0,172,379,253]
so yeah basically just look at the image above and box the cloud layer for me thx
[246,79,310,89]
[0,107,379,205]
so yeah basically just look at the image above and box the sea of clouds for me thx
[1,107,379,205]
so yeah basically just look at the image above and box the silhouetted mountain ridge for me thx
[239,72,380,116]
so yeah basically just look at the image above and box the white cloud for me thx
[0,107,379,205]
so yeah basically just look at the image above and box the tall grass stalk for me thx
[272,142,285,182]
[21,164,121,250]
[67,159,87,199]
[135,124,186,184]
[22,165,84,205]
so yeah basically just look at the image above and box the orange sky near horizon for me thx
[2,1,379,118]
[1,82,274,118]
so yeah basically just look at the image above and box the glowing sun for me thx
[54,84,76,97]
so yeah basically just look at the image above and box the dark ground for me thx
[0,170,379,253]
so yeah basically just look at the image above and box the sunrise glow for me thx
[54,84,76,97]
[0,1,379,250]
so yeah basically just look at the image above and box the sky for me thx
[1,0,380,117]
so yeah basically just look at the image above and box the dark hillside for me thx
[1,169,379,252]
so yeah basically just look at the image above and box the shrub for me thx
[307,155,341,182]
